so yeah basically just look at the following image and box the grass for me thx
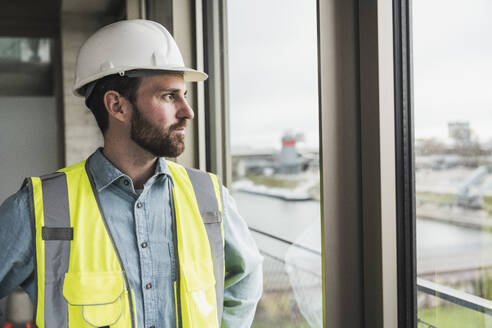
[482,195,492,214]
[251,290,312,328]
[418,304,492,328]
[417,191,456,205]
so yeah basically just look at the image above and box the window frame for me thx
[201,0,401,326]
[393,0,417,326]
[358,0,399,326]
[201,0,232,186]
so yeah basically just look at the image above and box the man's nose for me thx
[178,98,194,120]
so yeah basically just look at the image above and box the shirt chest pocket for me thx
[63,272,133,328]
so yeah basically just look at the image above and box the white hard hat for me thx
[73,19,208,97]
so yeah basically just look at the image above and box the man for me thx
[0,19,263,327]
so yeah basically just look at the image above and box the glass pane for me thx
[226,0,321,327]
[413,0,492,325]
[0,37,53,95]
[0,37,51,63]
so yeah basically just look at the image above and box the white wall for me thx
[0,96,61,203]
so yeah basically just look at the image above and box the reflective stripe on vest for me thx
[184,167,224,325]
[27,159,224,328]
[166,161,222,328]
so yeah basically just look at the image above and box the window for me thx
[225,0,322,326]
[411,0,492,326]
[0,37,53,96]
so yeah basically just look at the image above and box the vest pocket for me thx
[181,260,219,327]
[63,271,126,327]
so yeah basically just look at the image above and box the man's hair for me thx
[85,74,141,134]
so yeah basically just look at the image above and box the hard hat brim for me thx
[73,66,208,97]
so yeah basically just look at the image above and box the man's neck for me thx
[102,137,158,190]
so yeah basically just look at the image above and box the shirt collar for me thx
[87,148,172,192]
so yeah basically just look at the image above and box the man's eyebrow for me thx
[157,88,188,95]
[156,88,181,93]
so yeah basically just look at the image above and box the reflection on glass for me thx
[413,0,492,326]
[0,37,53,96]
[0,38,51,63]
[226,0,321,327]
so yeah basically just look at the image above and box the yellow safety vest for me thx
[26,159,224,328]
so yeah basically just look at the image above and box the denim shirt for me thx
[0,148,263,327]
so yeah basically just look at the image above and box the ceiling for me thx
[0,0,123,36]
[61,0,120,15]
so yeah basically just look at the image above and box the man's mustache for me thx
[169,120,187,131]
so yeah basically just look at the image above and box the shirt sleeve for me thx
[0,186,35,303]
[221,186,263,328]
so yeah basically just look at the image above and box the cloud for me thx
[413,0,492,140]
[227,0,319,150]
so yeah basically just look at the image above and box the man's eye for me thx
[162,94,174,100]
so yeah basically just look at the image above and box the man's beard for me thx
[130,104,186,158]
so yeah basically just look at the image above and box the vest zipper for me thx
[168,180,183,328]
[85,162,136,328]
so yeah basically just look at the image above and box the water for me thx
[232,191,321,259]
[417,217,492,274]
[232,191,323,328]
[417,218,492,257]
[232,190,492,273]
[234,190,492,326]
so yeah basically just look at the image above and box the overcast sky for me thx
[227,0,319,151]
[227,0,492,150]
[413,0,492,142]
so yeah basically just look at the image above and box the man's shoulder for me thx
[56,160,87,175]
[1,160,88,216]
[166,160,220,180]
[186,166,219,178]
[0,180,30,217]
[25,160,87,180]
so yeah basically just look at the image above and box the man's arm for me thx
[221,186,263,328]
[0,186,35,304]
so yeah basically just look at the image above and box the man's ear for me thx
[103,90,132,123]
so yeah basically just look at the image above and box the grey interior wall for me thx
[0,96,60,203]
[0,95,59,323]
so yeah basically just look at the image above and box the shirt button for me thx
[123,179,129,186]
[146,283,152,289]
[137,202,143,208]
[141,242,148,248]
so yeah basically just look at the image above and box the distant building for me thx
[448,121,471,144]
[278,133,303,174]
[232,132,316,177]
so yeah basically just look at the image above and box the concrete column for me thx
[172,0,199,168]
[60,14,109,165]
